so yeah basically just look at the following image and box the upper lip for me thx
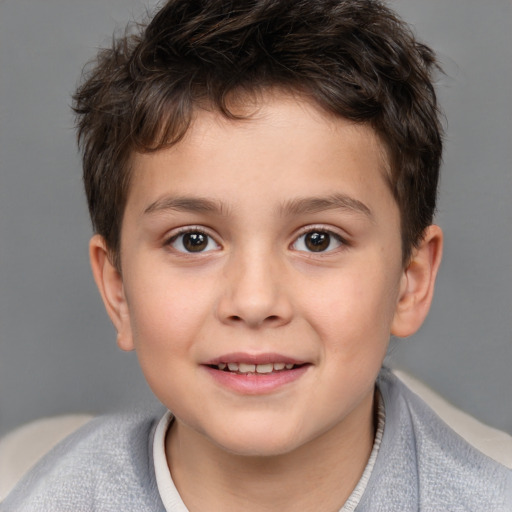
[203,353,307,366]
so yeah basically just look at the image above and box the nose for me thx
[216,247,293,329]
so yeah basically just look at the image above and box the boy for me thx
[2,0,511,510]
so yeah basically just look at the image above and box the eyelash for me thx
[291,227,347,254]
[165,227,220,254]
[164,226,348,255]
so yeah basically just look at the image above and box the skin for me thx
[91,91,443,512]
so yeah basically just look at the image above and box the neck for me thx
[166,390,376,512]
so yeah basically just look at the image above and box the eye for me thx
[292,230,344,253]
[167,230,220,253]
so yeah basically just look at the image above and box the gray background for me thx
[0,0,510,437]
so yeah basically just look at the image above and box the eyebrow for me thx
[143,193,372,220]
[279,193,373,219]
[144,196,228,216]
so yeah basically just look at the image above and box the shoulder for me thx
[1,407,167,512]
[364,369,512,511]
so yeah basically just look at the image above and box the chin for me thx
[220,439,299,458]
[208,423,308,458]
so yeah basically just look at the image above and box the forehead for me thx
[126,92,395,223]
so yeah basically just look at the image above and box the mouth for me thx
[206,362,305,375]
[203,356,311,394]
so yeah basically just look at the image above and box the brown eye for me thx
[182,233,207,252]
[305,232,330,252]
[169,230,219,253]
[292,230,343,253]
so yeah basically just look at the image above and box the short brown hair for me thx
[73,0,443,267]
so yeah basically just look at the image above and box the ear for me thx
[391,225,443,338]
[89,234,134,352]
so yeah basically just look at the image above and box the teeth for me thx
[216,362,297,373]
[238,363,256,373]
[255,363,273,374]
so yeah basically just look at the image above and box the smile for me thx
[203,354,310,393]
[209,362,299,374]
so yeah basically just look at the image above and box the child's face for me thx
[109,92,408,456]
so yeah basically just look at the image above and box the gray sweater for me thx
[2,369,511,511]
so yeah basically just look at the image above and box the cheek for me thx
[302,263,401,351]
[126,271,216,353]
[124,273,216,406]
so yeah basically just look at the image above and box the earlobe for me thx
[391,225,443,338]
[89,235,135,352]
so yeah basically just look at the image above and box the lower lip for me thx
[202,365,310,394]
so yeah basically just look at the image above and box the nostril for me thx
[226,314,281,326]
